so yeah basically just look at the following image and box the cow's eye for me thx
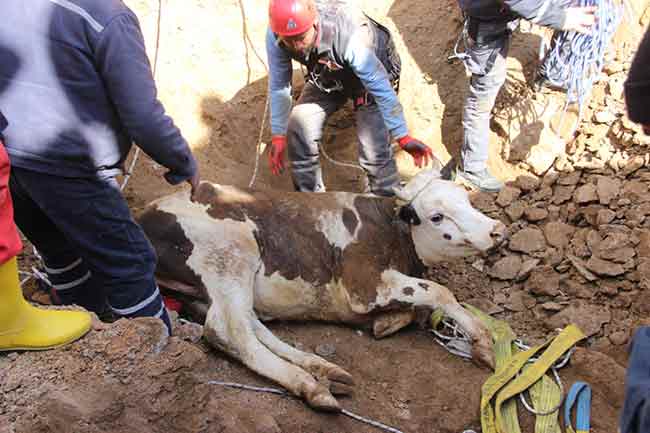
[430,213,444,224]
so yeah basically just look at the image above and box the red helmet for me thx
[269,0,317,37]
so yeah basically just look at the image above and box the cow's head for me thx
[394,168,507,265]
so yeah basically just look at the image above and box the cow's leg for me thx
[252,319,354,395]
[372,310,416,339]
[374,270,495,368]
[203,295,340,411]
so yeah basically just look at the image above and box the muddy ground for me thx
[4,0,650,432]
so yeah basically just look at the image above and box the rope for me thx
[120,0,164,192]
[540,0,625,135]
[207,380,404,433]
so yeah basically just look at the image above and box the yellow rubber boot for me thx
[0,257,92,351]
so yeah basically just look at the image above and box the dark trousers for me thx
[9,167,171,333]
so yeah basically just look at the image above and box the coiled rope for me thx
[540,0,625,133]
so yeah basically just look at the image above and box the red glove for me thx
[269,135,287,176]
[398,135,434,168]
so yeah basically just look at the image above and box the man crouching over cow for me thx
[137,167,507,411]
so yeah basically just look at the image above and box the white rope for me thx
[208,380,404,433]
[120,0,164,192]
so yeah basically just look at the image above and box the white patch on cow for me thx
[155,191,261,299]
[315,210,356,250]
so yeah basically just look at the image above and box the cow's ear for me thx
[398,204,421,226]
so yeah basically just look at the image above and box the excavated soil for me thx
[5,0,650,432]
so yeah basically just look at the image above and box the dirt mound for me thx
[1,316,625,433]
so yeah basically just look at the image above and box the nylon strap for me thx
[564,381,592,433]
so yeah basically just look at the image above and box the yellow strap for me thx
[528,369,562,433]
[494,325,585,433]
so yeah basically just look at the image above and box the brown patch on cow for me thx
[403,286,415,296]
[418,282,430,291]
[341,196,426,308]
[195,183,340,285]
[136,206,208,301]
[342,208,358,236]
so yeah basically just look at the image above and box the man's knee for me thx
[288,104,324,144]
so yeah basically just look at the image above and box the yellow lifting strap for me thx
[482,324,586,433]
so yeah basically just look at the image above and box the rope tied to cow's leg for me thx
[207,380,405,433]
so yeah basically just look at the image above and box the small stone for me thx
[515,175,541,192]
[585,256,626,277]
[518,258,541,281]
[567,254,599,281]
[505,200,526,222]
[621,155,645,177]
[553,185,576,204]
[557,171,582,186]
[541,302,564,311]
[509,228,547,253]
[525,266,561,296]
[594,110,617,124]
[524,206,549,222]
[315,343,336,357]
[609,330,629,346]
[543,222,576,249]
[496,186,522,208]
[596,209,616,225]
[574,183,599,204]
[466,298,504,315]
[489,255,523,280]
[505,290,531,312]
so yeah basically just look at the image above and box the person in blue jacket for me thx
[444,0,597,192]
[266,0,435,196]
[0,0,200,334]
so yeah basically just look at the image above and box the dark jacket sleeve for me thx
[625,25,650,125]
[93,13,197,185]
[503,0,567,29]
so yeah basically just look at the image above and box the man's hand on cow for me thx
[562,6,597,34]
[269,135,287,176]
[398,135,435,168]
[187,169,201,202]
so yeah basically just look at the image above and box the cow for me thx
[136,168,507,411]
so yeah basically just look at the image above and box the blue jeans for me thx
[9,167,171,333]
[461,25,511,172]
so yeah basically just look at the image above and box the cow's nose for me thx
[489,222,508,248]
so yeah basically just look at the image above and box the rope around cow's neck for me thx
[207,380,405,433]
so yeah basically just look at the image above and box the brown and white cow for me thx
[137,169,506,411]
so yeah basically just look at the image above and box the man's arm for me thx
[342,27,408,140]
[266,28,294,136]
[93,12,197,185]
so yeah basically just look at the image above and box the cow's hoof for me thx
[303,384,340,412]
[329,381,354,396]
[472,340,495,370]
[328,366,354,386]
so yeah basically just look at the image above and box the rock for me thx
[509,228,547,253]
[505,201,526,222]
[532,185,553,201]
[470,192,500,213]
[553,185,576,204]
[567,254,598,281]
[517,258,540,281]
[597,280,620,296]
[545,304,611,337]
[574,183,599,204]
[596,209,616,225]
[525,266,561,296]
[594,110,617,124]
[622,181,650,202]
[586,230,601,255]
[609,330,629,346]
[585,256,626,277]
[599,232,631,251]
[557,171,582,186]
[563,278,594,298]
[488,255,523,280]
[496,186,521,208]
[543,222,576,249]
[621,155,645,177]
[540,302,564,312]
[524,205,548,222]
[515,175,541,192]
[637,230,650,258]
[315,343,336,357]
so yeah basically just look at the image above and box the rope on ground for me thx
[541,0,625,135]
[120,0,164,192]
[207,380,405,433]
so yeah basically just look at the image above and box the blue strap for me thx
[564,381,592,433]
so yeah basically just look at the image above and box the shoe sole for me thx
[455,173,502,193]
